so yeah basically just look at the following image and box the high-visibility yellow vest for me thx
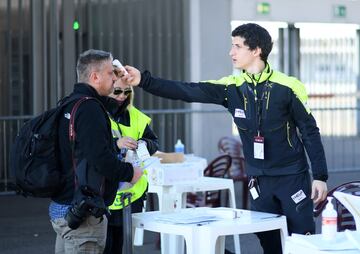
[108,106,151,210]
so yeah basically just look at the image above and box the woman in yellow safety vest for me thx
[103,78,159,254]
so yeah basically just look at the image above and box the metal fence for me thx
[1,107,360,192]
[0,108,223,192]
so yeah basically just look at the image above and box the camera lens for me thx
[65,201,88,229]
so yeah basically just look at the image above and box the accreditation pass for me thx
[254,136,264,160]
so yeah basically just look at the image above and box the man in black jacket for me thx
[49,49,142,254]
[119,23,328,254]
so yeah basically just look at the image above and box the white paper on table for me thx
[206,207,239,219]
[154,207,244,224]
[333,191,360,228]
[289,232,357,251]
[155,212,219,224]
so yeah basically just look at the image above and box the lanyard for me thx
[246,71,273,136]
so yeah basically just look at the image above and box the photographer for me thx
[49,49,142,254]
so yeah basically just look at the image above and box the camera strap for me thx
[68,96,106,195]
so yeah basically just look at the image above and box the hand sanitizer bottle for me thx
[174,139,185,154]
[321,197,337,240]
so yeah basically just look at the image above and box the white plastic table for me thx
[148,176,240,254]
[134,155,241,254]
[148,176,237,211]
[132,207,288,254]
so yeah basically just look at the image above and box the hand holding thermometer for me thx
[113,59,129,76]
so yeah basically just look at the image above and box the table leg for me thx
[279,218,289,252]
[215,236,226,254]
[193,229,220,254]
[133,199,147,246]
[165,192,186,254]
[158,191,184,254]
[133,227,144,246]
[227,184,241,254]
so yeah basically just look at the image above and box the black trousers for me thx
[103,196,144,254]
[250,172,315,254]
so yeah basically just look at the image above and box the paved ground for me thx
[0,170,358,254]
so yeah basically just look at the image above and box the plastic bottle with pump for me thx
[174,139,185,154]
[321,197,338,240]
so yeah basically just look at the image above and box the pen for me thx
[196,222,211,226]
[260,214,282,220]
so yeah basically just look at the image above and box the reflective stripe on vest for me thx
[108,106,151,210]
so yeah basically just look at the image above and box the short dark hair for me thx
[231,23,273,62]
[76,49,113,82]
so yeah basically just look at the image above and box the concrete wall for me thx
[185,0,360,163]
[232,0,360,24]
[186,0,234,161]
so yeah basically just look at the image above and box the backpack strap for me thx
[68,97,93,187]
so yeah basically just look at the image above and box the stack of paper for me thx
[289,232,356,251]
[345,229,360,250]
[154,207,240,224]
[155,211,219,225]
[288,190,360,252]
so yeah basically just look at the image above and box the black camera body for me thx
[65,185,109,230]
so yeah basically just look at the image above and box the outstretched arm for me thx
[119,66,228,106]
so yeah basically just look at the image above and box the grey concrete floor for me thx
[0,170,358,254]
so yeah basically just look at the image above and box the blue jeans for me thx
[51,215,107,254]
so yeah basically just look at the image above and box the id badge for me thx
[254,136,264,160]
[248,178,260,200]
[250,187,259,200]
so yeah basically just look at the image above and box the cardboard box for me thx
[145,155,207,186]
[152,152,185,163]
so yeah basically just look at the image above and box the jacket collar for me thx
[104,97,130,119]
[73,83,104,101]
[242,63,273,85]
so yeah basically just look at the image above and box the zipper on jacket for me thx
[243,94,248,111]
[286,121,293,148]
[266,90,270,110]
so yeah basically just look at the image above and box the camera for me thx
[65,186,109,230]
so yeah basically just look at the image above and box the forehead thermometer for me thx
[113,59,128,75]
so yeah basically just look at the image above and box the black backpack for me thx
[10,96,93,198]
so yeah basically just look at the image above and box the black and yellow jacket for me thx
[139,64,328,181]
[103,97,159,211]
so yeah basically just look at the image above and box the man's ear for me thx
[253,47,262,57]
[90,71,101,87]
[90,71,100,84]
